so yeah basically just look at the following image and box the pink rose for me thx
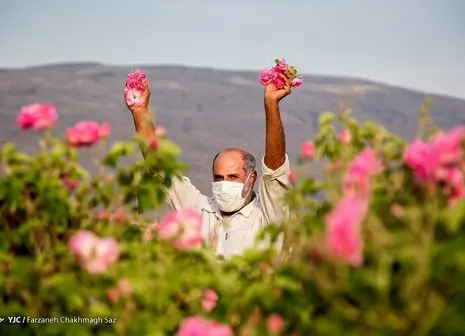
[112,209,126,222]
[107,278,131,303]
[156,209,203,249]
[118,279,131,296]
[66,121,111,147]
[95,210,111,220]
[301,141,316,159]
[432,127,465,166]
[149,138,158,150]
[325,196,368,267]
[403,140,436,181]
[68,230,100,259]
[125,69,148,91]
[177,316,234,336]
[403,127,465,205]
[61,174,79,190]
[288,170,297,184]
[339,129,351,144]
[259,69,275,86]
[390,203,404,218]
[201,289,218,312]
[17,103,58,130]
[155,125,167,138]
[343,148,383,197]
[68,230,119,274]
[107,288,119,303]
[291,76,303,88]
[266,314,284,334]
[125,69,148,106]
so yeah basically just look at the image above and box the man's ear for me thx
[251,171,258,187]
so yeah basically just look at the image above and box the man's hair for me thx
[212,148,256,174]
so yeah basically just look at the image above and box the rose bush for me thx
[1,101,465,335]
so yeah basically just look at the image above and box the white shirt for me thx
[166,154,291,259]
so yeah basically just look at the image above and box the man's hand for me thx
[125,81,150,115]
[264,72,292,104]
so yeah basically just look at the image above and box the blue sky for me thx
[1,0,464,98]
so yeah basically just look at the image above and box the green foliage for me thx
[1,104,465,335]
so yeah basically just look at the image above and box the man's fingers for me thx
[279,73,290,83]
[283,68,292,79]
[279,73,292,92]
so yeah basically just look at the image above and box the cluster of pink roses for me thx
[69,208,204,275]
[124,69,149,106]
[16,103,58,130]
[343,148,384,198]
[404,127,465,206]
[298,129,384,267]
[176,316,234,336]
[68,230,119,274]
[259,58,303,89]
[325,148,384,267]
[66,121,111,147]
[147,208,204,250]
[16,103,111,147]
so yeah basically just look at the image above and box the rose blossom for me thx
[325,196,368,267]
[156,209,203,249]
[176,316,234,336]
[66,121,111,147]
[17,103,58,130]
[68,230,119,274]
[201,289,219,312]
[266,314,284,334]
[301,141,316,159]
[339,129,351,144]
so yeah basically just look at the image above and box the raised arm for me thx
[125,80,206,212]
[259,72,293,225]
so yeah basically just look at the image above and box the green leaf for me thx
[441,200,465,234]
[289,66,298,77]
[103,141,137,167]
[157,139,182,157]
[1,142,16,161]
[319,111,335,127]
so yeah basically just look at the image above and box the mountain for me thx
[1,63,465,195]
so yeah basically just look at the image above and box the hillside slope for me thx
[1,63,465,194]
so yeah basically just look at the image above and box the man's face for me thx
[213,151,247,183]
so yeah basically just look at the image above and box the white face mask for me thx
[212,173,252,212]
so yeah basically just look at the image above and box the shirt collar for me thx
[236,192,257,218]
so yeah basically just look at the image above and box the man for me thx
[126,72,292,259]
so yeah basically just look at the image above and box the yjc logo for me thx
[8,317,23,323]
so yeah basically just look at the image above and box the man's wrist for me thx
[131,107,149,117]
[264,98,279,110]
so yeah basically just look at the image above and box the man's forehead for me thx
[213,151,245,173]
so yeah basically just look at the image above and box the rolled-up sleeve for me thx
[166,176,207,212]
[258,154,292,226]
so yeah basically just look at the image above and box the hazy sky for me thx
[1,0,464,98]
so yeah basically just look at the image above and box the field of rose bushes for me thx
[2,98,465,335]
